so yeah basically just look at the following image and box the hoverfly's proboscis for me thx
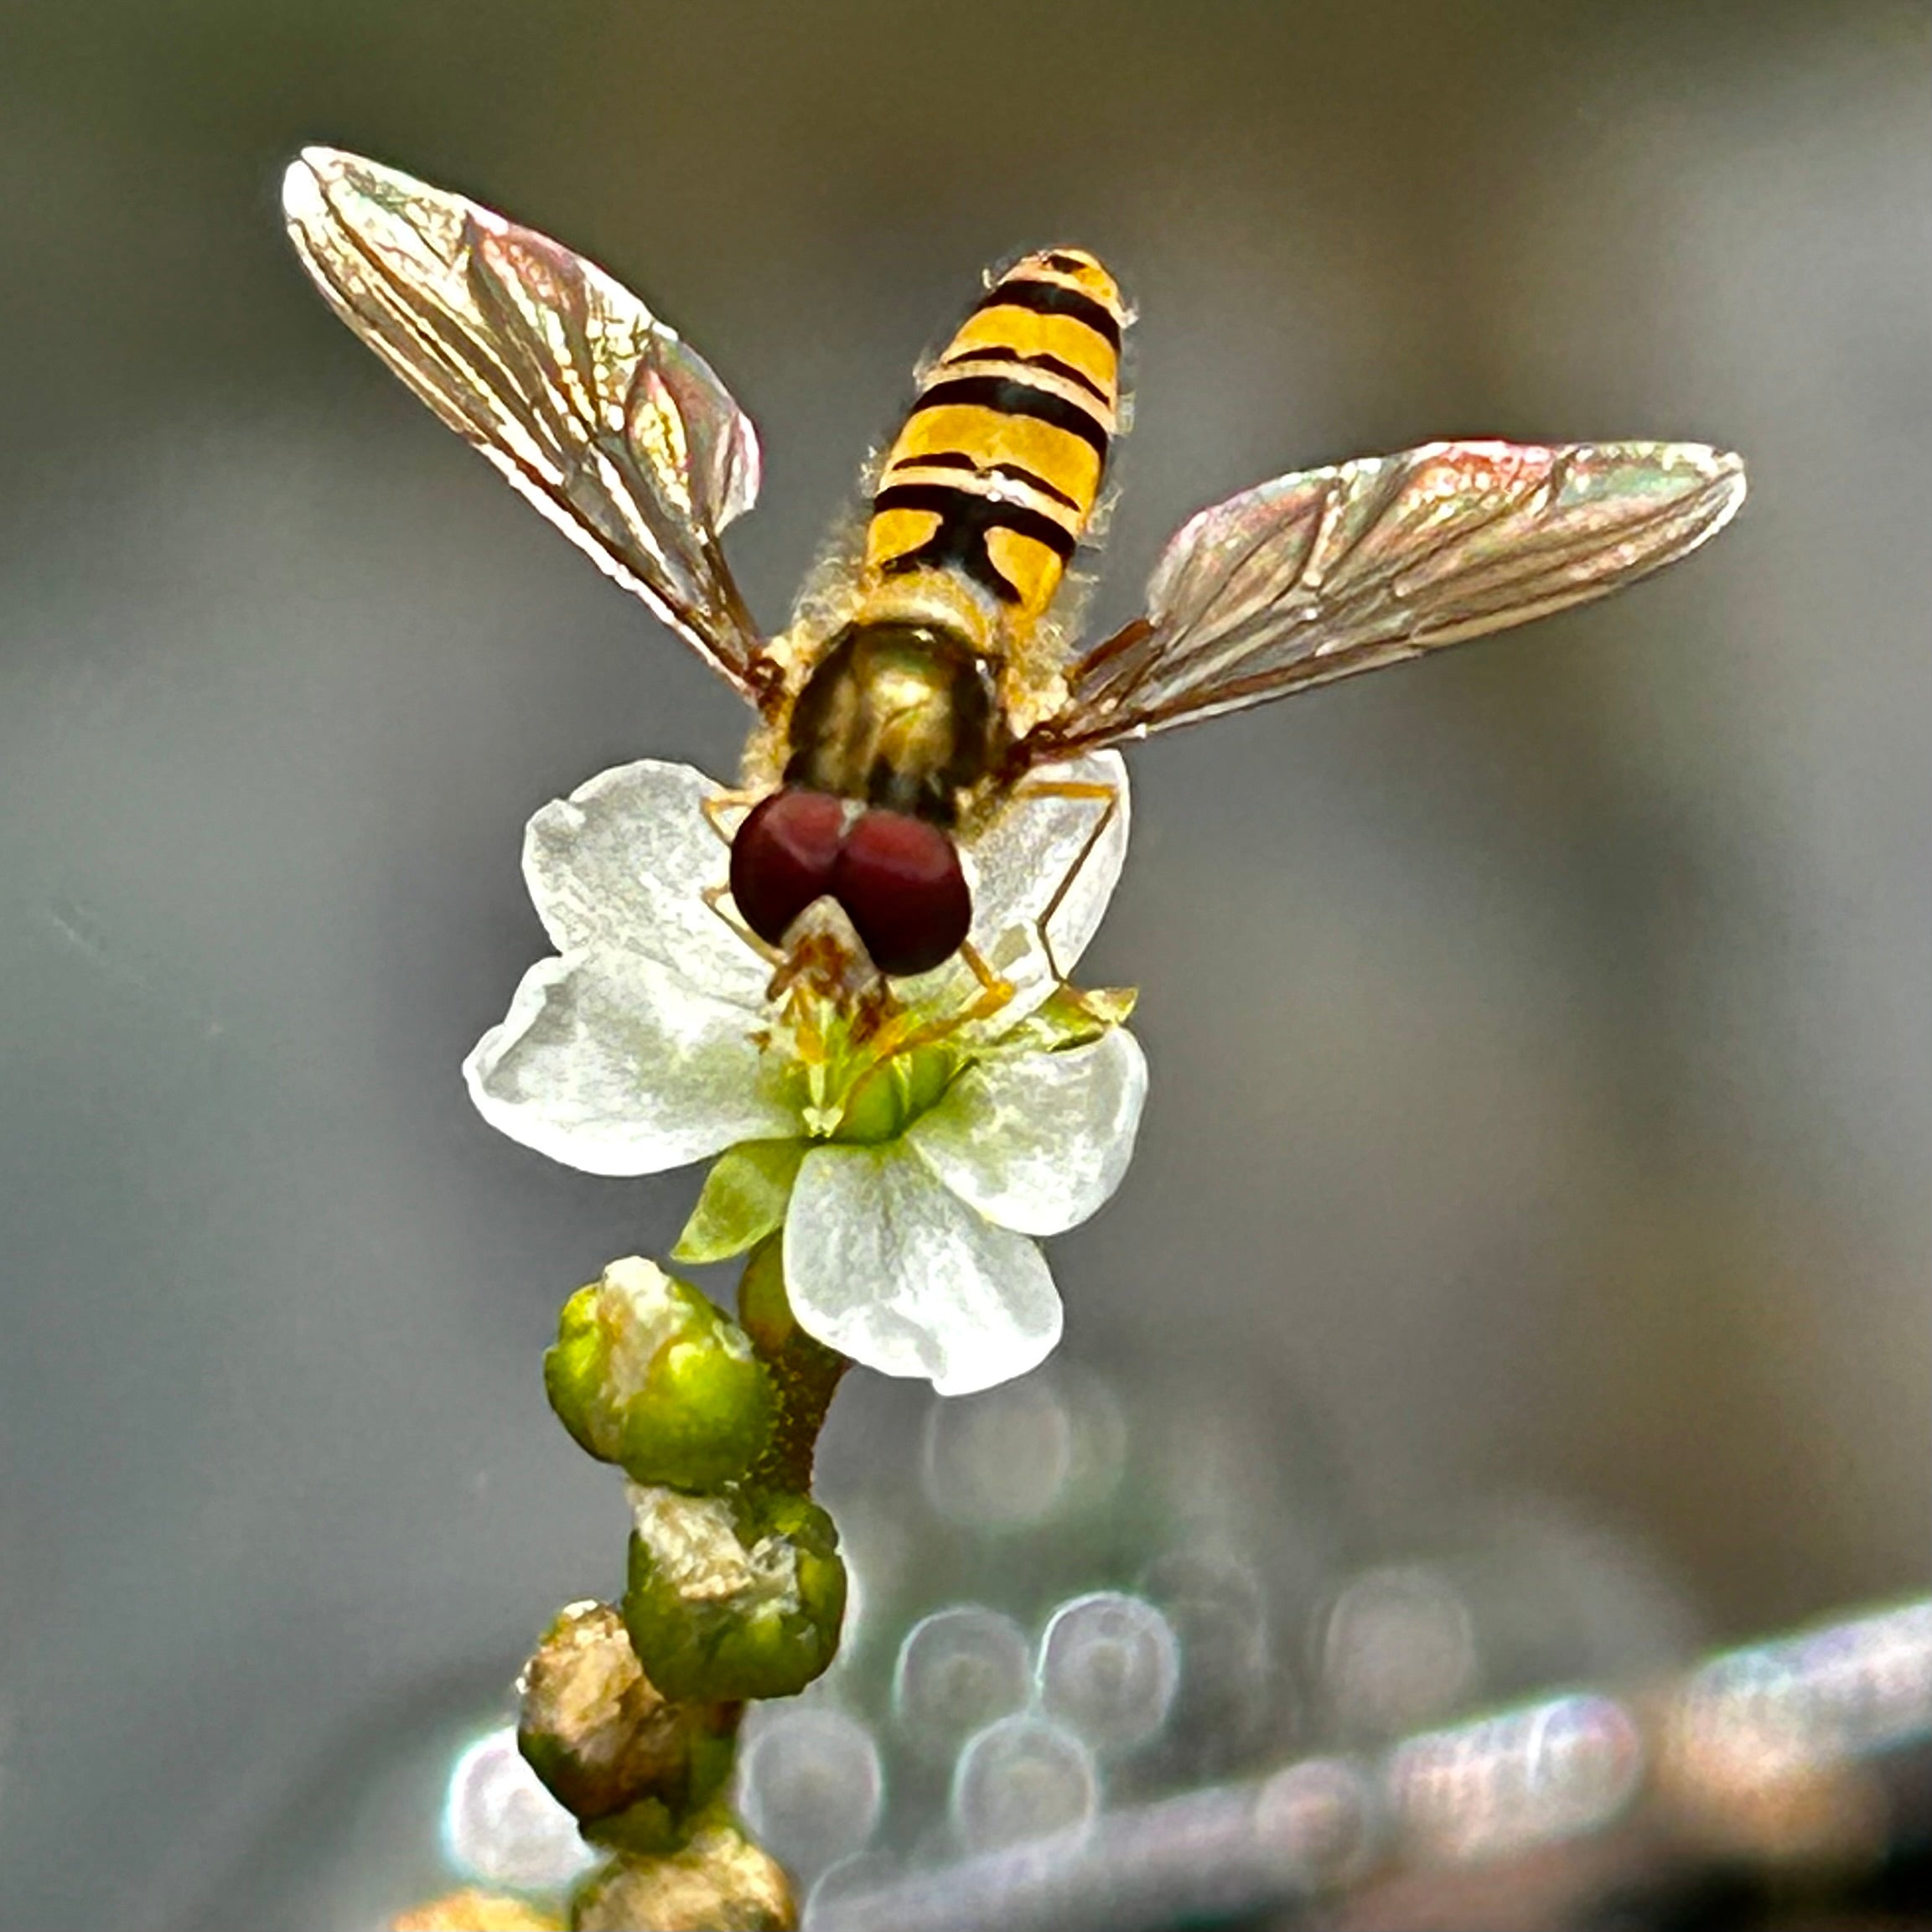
[282,147,1747,981]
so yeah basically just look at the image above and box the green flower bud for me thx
[623,1483,847,1703]
[673,1140,805,1265]
[545,1257,773,1493]
[516,1600,739,1847]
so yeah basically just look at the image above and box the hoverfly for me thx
[282,148,1745,982]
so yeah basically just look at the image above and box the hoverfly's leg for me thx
[700,786,768,850]
[1007,779,1121,986]
[702,880,787,969]
[956,940,1017,1027]
[868,941,1016,1063]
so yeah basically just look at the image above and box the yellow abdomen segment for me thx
[865,249,1127,632]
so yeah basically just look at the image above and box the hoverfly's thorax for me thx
[863,248,1127,641]
[784,620,1001,825]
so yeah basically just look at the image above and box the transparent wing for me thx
[282,146,769,701]
[1025,440,1746,758]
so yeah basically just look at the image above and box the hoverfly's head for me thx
[729,788,971,978]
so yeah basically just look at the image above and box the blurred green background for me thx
[0,3,1926,1925]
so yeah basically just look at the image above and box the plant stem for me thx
[738,1235,850,1494]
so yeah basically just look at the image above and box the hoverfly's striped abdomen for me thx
[866,249,1127,629]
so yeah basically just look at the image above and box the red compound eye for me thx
[729,787,846,946]
[832,809,972,977]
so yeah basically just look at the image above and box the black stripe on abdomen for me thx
[908,374,1110,458]
[973,276,1124,351]
[985,459,1081,510]
[940,344,1111,404]
[883,448,1084,513]
[873,480,1078,603]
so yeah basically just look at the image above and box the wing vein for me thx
[282,148,769,700]
[1028,439,1744,759]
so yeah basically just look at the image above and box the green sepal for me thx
[672,1140,805,1264]
[624,1484,847,1702]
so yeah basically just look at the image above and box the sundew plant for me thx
[282,148,1743,1928]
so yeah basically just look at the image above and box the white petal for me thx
[464,951,794,1176]
[522,759,768,1009]
[785,1147,1062,1396]
[905,1028,1147,1237]
[966,750,1130,979]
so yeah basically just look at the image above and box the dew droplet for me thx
[736,1707,883,1884]
[1037,1591,1180,1754]
[1321,1565,1479,1740]
[893,1604,1032,1761]
[1141,1545,1283,1772]
[920,1368,1125,1528]
[804,1849,899,1927]
[950,1713,1100,1853]
[442,1726,596,1889]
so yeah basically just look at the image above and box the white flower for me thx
[464,755,1145,1396]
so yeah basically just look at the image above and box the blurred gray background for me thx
[0,3,1927,1926]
